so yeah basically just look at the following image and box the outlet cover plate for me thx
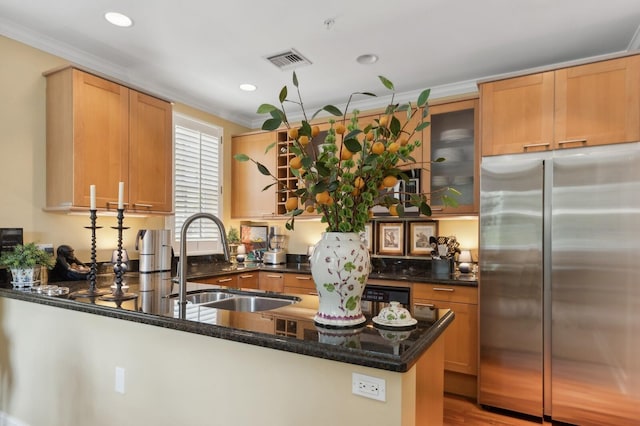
[352,372,386,402]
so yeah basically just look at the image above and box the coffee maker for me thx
[135,229,172,273]
[263,226,287,265]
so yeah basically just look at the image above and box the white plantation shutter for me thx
[173,114,222,248]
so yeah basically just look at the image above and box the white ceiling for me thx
[2,0,640,129]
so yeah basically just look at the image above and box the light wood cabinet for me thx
[283,273,316,295]
[481,54,640,156]
[45,67,173,213]
[258,271,285,293]
[231,131,277,217]
[423,98,479,215]
[236,272,259,289]
[192,274,237,287]
[413,283,478,398]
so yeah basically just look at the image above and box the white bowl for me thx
[373,301,417,328]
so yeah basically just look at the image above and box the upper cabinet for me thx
[481,54,640,156]
[231,131,277,218]
[424,98,479,215]
[45,67,173,213]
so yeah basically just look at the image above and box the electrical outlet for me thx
[352,372,386,401]
[115,367,125,394]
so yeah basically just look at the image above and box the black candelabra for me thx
[71,209,109,298]
[100,208,137,306]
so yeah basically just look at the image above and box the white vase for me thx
[309,232,370,327]
[10,266,40,287]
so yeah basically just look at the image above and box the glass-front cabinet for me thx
[424,98,479,215]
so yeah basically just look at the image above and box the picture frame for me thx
[408,221,438,256]
[377,222,404,255]
[240,224,268,251]
[360,222,373,252]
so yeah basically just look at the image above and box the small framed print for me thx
[409,221,438,256]
[377,222,404,255]
[360,222,373,252]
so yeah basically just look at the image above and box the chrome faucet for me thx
[178,212,230,319]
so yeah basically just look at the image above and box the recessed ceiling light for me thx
[239,83,257,92]
[105,12,133,28]
[356,54,379,65]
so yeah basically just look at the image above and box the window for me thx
[172,113,223,254]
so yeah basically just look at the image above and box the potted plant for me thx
[0,242,55,287]
[226,227,241,261]
[234,73,459,327]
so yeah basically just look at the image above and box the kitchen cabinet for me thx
[231,131,277,217]
[283,273,317,295]
[481,54,640,156]
[192,273,237,287]
[236,271,259,289]
[413,283,478,398]
[423,98,479,215]
[259,271,285,292]
[45,67,173,213]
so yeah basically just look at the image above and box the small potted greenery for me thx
[0,242,55,286]
[226,227,241,262]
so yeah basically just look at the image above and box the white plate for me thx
[372,316,418,328]
[440,128,472,141]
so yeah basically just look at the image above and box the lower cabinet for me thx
[413,283,478,398]
[283,273,317,295]
[192,274,237,287]
[236,272,259,289]
[258,271,285,292]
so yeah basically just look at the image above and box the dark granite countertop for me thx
[0,269,455,372]
[185,260,478,287]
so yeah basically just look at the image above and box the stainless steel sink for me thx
[202,295,299,312]
[183,291,235,304]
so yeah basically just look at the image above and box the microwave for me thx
[371,169,421,214]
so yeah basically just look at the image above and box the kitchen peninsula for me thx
[0,265,456,426]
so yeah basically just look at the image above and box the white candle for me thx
[90,185,96,210]
[118,181,124,209]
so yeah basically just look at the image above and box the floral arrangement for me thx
[234,72,458,233]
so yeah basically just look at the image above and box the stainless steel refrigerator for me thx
[479,143,640,425]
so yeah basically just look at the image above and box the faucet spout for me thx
[178,213,229,319]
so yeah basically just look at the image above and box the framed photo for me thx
[240,224,268,251]
[408,221,438,256]
[360,222,373,252]
[377,222,404,255]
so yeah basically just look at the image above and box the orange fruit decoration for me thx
[371,141,385,155]
[389,205,399,216]
[288,128,299,140]
[387,142,400,153]
[311,126,320,137]
[382,175,398,188]
[335,123,346,135]
[299,135,310,146]
[290,156,303,169]
[315,191,331,205]
[285,197,298,211]
[340,147,353,160]
[379,115,389,127]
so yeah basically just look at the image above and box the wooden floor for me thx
[444,394,554,426]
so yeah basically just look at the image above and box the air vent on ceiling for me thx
[266,49,312,71]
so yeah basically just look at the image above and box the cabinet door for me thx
[73,69,129,208]
[231,132,277,217]
[193,274,237,287]
[237,272,259,289]
[480,72,555,156]
[283,273,316,294]
[555,55,640,148]
[259,272,284,292]
[425,98,479,214]
[415,298,478,375]
[129,90,173,213]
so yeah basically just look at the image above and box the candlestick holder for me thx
[100,208,137,306]
[71,209,110,298]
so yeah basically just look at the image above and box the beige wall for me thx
[0,298,414,426]
[0,35,249,262]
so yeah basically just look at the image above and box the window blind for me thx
[174,115,222,243]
